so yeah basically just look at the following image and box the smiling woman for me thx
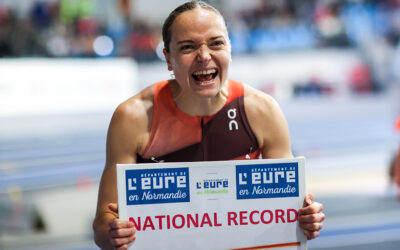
[163,3,231,107]
[93,1,325,249]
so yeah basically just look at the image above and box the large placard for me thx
[117,157,306,250]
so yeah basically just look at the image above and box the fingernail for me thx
[307,199,312,204]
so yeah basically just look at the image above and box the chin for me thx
[191,80,222,98]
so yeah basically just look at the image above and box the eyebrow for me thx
[176,36,225,45]
[176,40,194,45]
[209,36,225,41]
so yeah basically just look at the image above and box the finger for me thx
[303,193,315,207]
[298,212,325,223]
[299,201,323,215]
[116,237,136,250]
[116,244,129,250]
[109,219,135,230]
[110,235,136,247]
[299,222,323,231]
[109,227,136,238]
[303,229,319,240]
[108,203,119,214]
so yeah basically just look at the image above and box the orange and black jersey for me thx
[137,79,260,163]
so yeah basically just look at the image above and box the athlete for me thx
[391,115,400,198]
[93,1,325,249]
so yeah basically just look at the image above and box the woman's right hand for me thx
[108,203,136,250]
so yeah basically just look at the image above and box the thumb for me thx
[303,193,314,207]
[108,203,119,214]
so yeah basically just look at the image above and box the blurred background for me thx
[1,0,400,249]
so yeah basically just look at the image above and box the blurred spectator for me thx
[31,1,53,28]
[313,1,351,47]
[0,6,13,57]
[348,63,373,93]
[293,76,334,97]
[388,1,400,45]
[12,16,47,56]
[232,0,315,52]
[124,20,158,61]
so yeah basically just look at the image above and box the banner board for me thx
[117,157,306,250]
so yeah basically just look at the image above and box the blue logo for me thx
[196,179,228,189]
[196,178,229,195]
[236,163,298,200]
[125,168,190,205]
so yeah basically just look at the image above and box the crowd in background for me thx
[0,0,399,59]
[230,0,400,51]
[0,0,160,59]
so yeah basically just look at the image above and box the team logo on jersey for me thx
[125,168,190,205]
[236,163,299,200]
[227,108,239,131]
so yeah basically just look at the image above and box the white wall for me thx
[0,58,139,117]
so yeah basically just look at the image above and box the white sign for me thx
[117,157,307,250]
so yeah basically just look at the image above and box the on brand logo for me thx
[227,108,239,131]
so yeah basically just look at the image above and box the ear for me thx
[163,48,173,71]
[227,37,232,62]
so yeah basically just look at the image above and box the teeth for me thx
[198,79,214,84]
[193,69,217,75]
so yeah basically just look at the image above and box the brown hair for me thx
[162,1,225,53]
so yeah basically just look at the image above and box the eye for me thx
[210,40,224,48]
[180,44,194,52]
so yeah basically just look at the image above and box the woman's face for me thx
[164,7,231,98]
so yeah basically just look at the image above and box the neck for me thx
[169,80,228,116]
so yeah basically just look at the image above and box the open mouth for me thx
[192,69,218,83]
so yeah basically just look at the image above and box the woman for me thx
[93,1,325,249]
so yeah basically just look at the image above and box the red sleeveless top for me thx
[137,79,260,163]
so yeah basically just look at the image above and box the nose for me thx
[196,45,211,63]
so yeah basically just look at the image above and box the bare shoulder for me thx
[114,85,154,125]
[243,85,282,121]
[243,84,292,158]
[107,85,154,158]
